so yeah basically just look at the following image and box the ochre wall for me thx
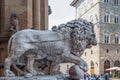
[0,0,48,76]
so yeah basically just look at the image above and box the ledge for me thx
[0,74,70,80]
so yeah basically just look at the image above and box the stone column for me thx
[33,0,40,30]
[27,0,33,29]
[39,0,48,30]
[44,0,48,30]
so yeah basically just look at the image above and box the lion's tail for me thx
[7,35,13,55]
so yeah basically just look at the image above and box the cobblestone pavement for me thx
[110,78,120,80]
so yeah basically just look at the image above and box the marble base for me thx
[0,74,70,80]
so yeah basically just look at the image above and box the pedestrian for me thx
[96,75,100,80]
[104,73,109,80]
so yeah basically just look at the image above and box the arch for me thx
[104,60,110,73]
[90,61,94,74]
[104,0,109,3]
[91,61,94,67]
[115,33,119,44]
[114,0,119,5]
[104,32,110,43]
[114,60,120,67]
[114,15,119,24]
[104,13,109,22]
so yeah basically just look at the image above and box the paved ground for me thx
[110,78,120,80]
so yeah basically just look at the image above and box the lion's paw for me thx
[28,69,38,76]
[5,70,15,77]
[25,73,33,77]
[37,72,44,75]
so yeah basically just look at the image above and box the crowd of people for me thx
[84,73,109,80]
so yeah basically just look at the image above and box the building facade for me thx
[0,0,49,76]
[71,0,120,75]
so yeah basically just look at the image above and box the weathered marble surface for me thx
[4,19,97,80]
[0,74,69,80]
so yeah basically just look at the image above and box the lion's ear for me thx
[52,25,57,31]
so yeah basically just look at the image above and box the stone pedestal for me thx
[0,74,70,80]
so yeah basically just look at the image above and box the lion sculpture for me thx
[4,19,97,77]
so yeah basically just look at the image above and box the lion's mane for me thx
[52,19,95,56]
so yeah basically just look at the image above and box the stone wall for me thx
[0,0,48,76]
[99,0,120,74]
[72,0,120,75]
[99,44,120,73]
[75,1,101,75]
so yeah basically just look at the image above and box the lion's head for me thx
[67,19,97,56]
[52,19,97,56]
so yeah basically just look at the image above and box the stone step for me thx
[0,74,70,80]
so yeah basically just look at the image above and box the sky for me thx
[48,0,75,29]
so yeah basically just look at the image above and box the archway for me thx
[114,60,120,67]
[114,60,120,77]
[104,60,110,74]
[90,61,94,74]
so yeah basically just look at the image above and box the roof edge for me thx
[70,0,79,6]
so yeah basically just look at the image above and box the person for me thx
[104,73,109,80]
[96,75,100,80]
[84,73,90,80]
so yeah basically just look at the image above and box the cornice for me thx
[70,0,79,6]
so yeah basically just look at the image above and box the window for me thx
[116,49,119,53]
[115,34,119,43]
[114,60,120,67]
[114,16,119,24]
[114,0,119,5]
[104,33,109,43]
[106,49,109,53]
[104,0,108,3]
[104,13,109,23]
[104,60,110,67]
[91,61,94,67]
[91,50,93,54]
[104,60,110,73]
[90,61,94,74]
